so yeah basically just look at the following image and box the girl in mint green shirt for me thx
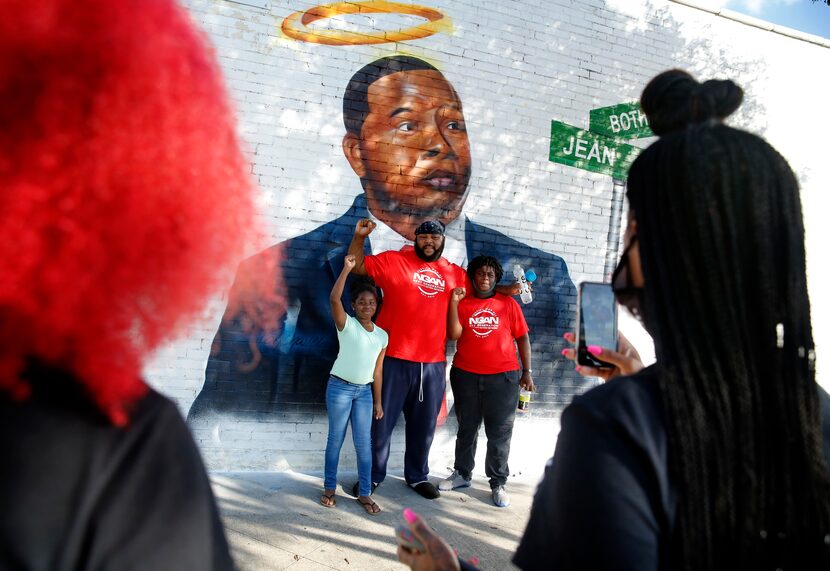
[321,254,387,515]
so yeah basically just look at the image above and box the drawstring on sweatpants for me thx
[419,362,424,402]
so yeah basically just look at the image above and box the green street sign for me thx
[589,102,653,140]
[549,120,640,179]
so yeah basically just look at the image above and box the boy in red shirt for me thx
[439,255,534,507]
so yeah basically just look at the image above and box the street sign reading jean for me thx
[549,121,640,180]
[549,102,652,180]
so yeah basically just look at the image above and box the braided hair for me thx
[629,71,830,569]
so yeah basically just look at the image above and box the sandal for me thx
[357,496,381,515]
[320,491,336,508]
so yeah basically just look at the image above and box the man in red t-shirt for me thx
[439,255,534,508]
[349,218,468,499]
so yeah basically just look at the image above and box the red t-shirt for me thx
[364,248,468,363]
[452,292,530,374]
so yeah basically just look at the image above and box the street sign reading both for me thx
[589,102,653,140]
[549,120,640,180]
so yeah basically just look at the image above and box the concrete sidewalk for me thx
[212,469,544,570]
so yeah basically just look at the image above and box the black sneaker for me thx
[410,481,441,499]
[351,481,378,497]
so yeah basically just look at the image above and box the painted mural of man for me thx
[187,56,576,423]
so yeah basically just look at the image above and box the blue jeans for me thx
[324,377,373,495]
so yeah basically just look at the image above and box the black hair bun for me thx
[698,79,743,121]
[641,69,743,136]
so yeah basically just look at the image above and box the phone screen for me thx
[577,282,618,368]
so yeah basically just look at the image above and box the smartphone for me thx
[576,282,618,369]
[394,524,426,553]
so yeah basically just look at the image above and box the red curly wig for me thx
[0,0,258,425]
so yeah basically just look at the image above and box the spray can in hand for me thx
[513,266,535,304]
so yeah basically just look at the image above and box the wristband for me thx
[522,369,532,374]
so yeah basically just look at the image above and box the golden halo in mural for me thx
[281,1,448,46]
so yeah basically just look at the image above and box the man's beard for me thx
[415,240,445,262]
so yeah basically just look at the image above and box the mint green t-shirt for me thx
[330,316,388,384]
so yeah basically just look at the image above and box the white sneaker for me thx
[438,470,471,491]
[492,485,510,507]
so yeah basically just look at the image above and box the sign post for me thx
[549,102,654,278]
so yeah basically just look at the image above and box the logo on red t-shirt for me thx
[468,308,500,337]
[412,267,446,297]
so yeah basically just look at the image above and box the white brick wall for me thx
[143,0,830,471]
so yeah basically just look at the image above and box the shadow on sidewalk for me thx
[211,470,541,570]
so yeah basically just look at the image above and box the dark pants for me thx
[372,356,446,485]
[450,366,520,489]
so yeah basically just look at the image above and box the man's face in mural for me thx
[343,69,472,241]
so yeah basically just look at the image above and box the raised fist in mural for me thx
[354,218,376,237]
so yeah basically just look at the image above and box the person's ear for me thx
[342,133,366,178]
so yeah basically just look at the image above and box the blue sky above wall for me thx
[709,0,830,39]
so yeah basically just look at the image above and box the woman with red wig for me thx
[0,0,259,568]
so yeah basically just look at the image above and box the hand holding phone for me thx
[576,282,618,369]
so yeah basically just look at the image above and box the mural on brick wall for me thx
[166,0,830,470]
[187,1,584,423]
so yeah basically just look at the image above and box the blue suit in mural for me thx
[187,194,578,421]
